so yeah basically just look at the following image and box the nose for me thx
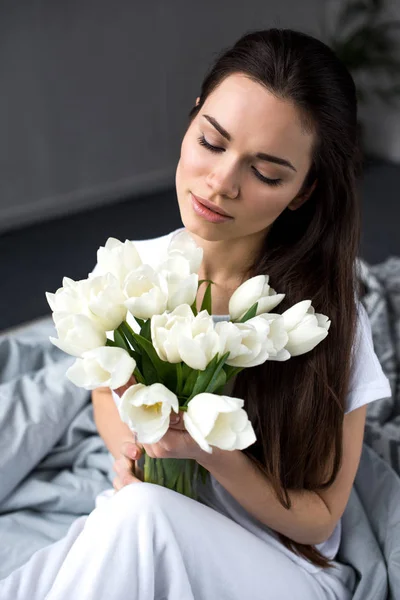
[206,161,240,199]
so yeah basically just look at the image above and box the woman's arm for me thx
[197,448,332,546]
[91,387,136,460]
[197,405,368,547]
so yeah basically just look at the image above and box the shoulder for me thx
[345,301,391,414]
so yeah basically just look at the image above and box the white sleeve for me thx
[345,302,392,414]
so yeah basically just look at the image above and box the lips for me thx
[191,193,232,218]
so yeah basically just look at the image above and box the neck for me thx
[187,228,266,286]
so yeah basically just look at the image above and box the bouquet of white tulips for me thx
[46,230,331,499]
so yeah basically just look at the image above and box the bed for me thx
[0,256,400,599]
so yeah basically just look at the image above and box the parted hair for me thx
[186,28,363,569]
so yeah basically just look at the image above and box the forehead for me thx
[200,73,315,165]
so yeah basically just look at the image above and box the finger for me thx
[169,411,186,430]
[113,461,140,484]
[113,474,137,491]
[121,439,142,461]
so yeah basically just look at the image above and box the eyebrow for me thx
[202,114,297,173]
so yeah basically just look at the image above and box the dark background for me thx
[1,2,399,333]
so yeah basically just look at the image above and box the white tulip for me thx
[46,274,127,332]
[96,237,142,286]
[66,347,136,390]
[252,313,291,361]
[228,275,285,321]
[156,254,198,311]
[183,393,256,453]
[124,264,169,319]
[281,300,331,356]
[119,383,179,444]
[84,274,127,331]
[46,277,84,314]
[50,313,107,357]
[215,314,288,368]
[151,304,220,370]
[166,229,203,273]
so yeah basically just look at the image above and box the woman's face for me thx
[175,73,316,242]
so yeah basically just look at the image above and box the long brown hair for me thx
[187,28,363,569]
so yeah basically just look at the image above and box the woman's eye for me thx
[197,135,282,187]
[197,135,223,154]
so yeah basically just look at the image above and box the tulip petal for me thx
[167,229,203,273]
[257,293,285,314]
[178,335,208,370]
[286,327,328,356]
[228,275,267,321]
[281,300,312,331]
[235,421,257,449]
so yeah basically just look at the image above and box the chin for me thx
[188,223,233,243]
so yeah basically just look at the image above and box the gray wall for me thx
[344,0,400,163]
[0,0,324,233]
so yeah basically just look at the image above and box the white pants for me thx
[0,482,352,600]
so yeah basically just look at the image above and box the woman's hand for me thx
[140,411,204,461]
[112,441,143,491]
[112,376,143,492]
[111,374,214,493]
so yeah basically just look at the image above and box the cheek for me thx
[179,136,209,178]
[249,188,290,221]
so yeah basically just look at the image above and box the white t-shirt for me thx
[98,227,392,574]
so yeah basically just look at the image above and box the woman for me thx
[0,28,391,599]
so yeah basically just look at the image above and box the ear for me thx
[195,96,200,106]
[287,178,318,211]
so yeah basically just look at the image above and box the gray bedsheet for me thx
[0,319,114,580]
[0,257,400,598]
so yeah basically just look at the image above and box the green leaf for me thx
[224,365,244,381]
[200,281,213,315]
[140,318,152,342]
[190,299,198,316]
[119,322,141,354]
[239,302,258,323]
[198,279,215,287]
[105,338,118,347]
[176,362,183,396]
[188,353,220,400]
[135,317,145,330]
[205,368,227,395]
[114,329,130,352]
[181,362,192,380]
[203,352,230,394]
[133,367,146,385]
[214,383,227,395]
[133,333,175,386]
[141,349,159,384]
[182,368,200,397]
[185,352,230,402]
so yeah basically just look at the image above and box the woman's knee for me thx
[110,482,179,520]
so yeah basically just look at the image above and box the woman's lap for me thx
[0,482,349,600]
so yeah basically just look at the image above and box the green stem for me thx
[176,363,183,396]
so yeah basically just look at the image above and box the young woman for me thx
[1,28,391,600]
